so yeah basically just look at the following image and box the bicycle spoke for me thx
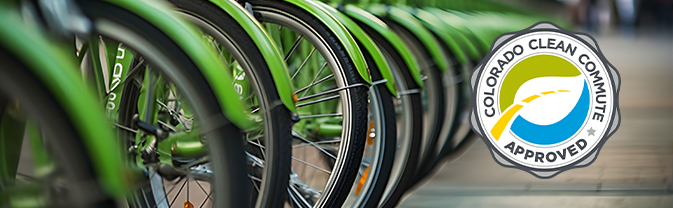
[297,83,368,102]
[113,123,137,133]
[209,39,231,69]
[291,47,316,80]
[250,176,261,193]
[194,180,210,200]
[254,136,266,159]
[294,72,332,95]
[288,186,313,208]
[285,35,304,61]
[292,139,340,147]
[296,95,340,108]
[157,120,178,132]
[168,178,188,207]
[246,152,265,168]
[292,131,336,160]
[152,177,186,208]
[241,93,256,102]
[198,191,213,208]
[299,113,343,119]
[292,156,331,174]
[120,58,146,87]
[246,138,266,149]
[298,62,329,97]
[156,98,189,131]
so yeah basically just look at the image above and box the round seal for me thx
[469,22,621,178]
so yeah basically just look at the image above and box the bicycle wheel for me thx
[356,24,425,208]
[168,0,293,207]
[412,28,463,183]
[342,43,397,208]
[77,1,249,207]
[0,49,116,208]
[381,19,447,207]
[249,0,370,207]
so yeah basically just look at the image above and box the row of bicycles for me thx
[0,0,559,207]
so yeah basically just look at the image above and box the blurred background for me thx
[401,0,673,207]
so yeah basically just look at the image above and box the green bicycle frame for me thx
[0,6,126,196]
[104,0,258,129]
[315,1,397,96]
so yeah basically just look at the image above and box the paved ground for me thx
[399,33,673,207]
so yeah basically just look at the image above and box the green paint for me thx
[284,0,372,84]
[368,4,449,72]
[0,106,26,183]
[499,55,581,112]
[315,1,398,96]
[0,7,125,196]
[109,0,255,128]
[342,4,424,88]
[409,6,468,64]
[207,0,297,112]
[107,45,133,121]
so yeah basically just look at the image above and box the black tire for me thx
[167,0,293,207]
[0,49,116,208]
[249,0,369,207]
[380,19,447,207]
[353,21,425,208]
[342,44,397,208]
[77,1,250,207]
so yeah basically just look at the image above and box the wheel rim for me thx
[177,11,278,208]
[254,7,359,207]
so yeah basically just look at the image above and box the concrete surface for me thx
[400,33,673,208]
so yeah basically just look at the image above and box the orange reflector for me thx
[184,201,194,208]
[292,94,299,103]
[355,166,371,195]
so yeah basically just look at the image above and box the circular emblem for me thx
[469,22,621,178]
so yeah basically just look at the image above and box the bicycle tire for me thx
[343,43,397,208]
[380,19,447,207]
[249,0,369,207]
[168,0,293,207]
[77,1,250,207]
[354,21,425,208]
[0,49,117,208]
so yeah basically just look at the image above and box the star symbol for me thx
[587,127,596,136]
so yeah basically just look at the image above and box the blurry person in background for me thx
[616,0,637,35]
[562,0,613,33]
[635,0,673,34]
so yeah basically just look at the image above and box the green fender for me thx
[425,8,485,60]
[447,10,495,53]
[342,4,424,88]
[367,4,448,72]
[403,6,468,65]
[106,0,256,128]
[0,7,126,196]
[421,7,482,62]
[314,1,397,96]
[208,0,296,112]
[283,0,372,84]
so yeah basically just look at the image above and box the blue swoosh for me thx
[510,81,590,145]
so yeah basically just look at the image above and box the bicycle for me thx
[0,4,126,207]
